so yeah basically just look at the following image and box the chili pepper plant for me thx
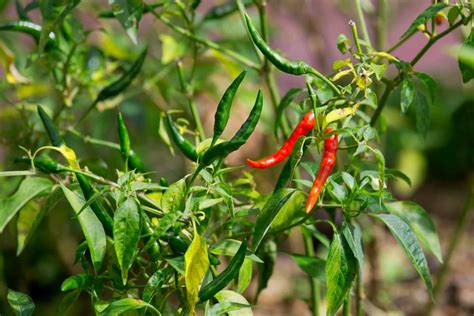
[0,0,473,315]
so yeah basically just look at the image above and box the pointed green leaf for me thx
[0,177,52,233]
[61,273,94,291]
[372,213,433,297]
[414,90,430,135]
[100,298,159,315]
[108,0,143,44]
[237,258,253,293]
[143,267,173,303]
[290,254,326,281]
[161,179,186,214]
[61,184,106,271]
[401,3,448,39]
[325,233,357,315]
[415,72,437,103]
[7,289,35,316]
[341,222,364,277]
[385,201,442,263]
[16,199,46,256]
[214,290,253,316]
[113,197,141,285]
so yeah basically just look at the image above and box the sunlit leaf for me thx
[214,290,253,316]
[61,184,106,271]
[385,201,442,263]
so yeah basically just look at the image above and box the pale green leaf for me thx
[214,290,253,316]
[7,289,35,316]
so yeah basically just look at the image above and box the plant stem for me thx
[355,272,364,316]
[370,16,468,125]
[376,0,387,51]
[154,12,260,70]
[343,294,352,316]
[424,177,474,315]
[349,20,363,54]
[354,0,372,49]
[176,61,206,141]
[302,228,320,316]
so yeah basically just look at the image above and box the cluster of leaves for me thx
[0,0,473,315]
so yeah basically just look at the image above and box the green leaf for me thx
[269,189,307,232]
[255,239,277,298]
[210,239,263,263]
[237,258,253,293]
[206,302,252,316]
[341,172,355,191]
[160,34,187,64]
[385,201,442,263]
[61,273,94,291]
[61,184,106,271]
[252,189,296,251]
[401,3,448,39]
[274,88,302,137]
[372,213,433,297]
[414,90,430,135]
[400,79,415,113]
[108,0,143,44]
[57,290,81,315]
[214,290,253,316]
[161,179,186,213]
[185,229,210,315]
[143,267,173,303]
[7,289,35,316]
[415,72,437,103]
[16,199,46,255]
[0,177,52,233]
[325,233,357,315]
[341,222,364,276]
[100,298,159,316]
[39,0,80,52]
[459,28,474,83]
[290,254,326,281]
[114,197,141,285]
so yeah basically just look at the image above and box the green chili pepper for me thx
[198,239,248,302]
[117,113,131,167]
[0,21,57,49]
[76,173,114,236]
[242,13,310,75]
[78,47,148,123]
[37,105,65,147]
[165,114,198,162]
[201,90,263,165]
[142,217,161,262]
[203,0,254,21]
[211,70,247,146]
[163,234,221,265]
[15,156,68,173]
[128,150,146,173]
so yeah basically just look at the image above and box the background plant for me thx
[0,0,473,315]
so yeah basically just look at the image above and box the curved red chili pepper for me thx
[305,127,338,213]
[246,111,315,168]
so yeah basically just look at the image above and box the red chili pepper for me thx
[305,127,338,213]
[435,12,445,25]
[246,111,315,168]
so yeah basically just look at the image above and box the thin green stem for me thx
[308,67,341,95]
[302,228,320,316]
[355,272,364,316]
[343,295,352,316]
[370,16,468,125]
[349,20,363,54]
[424,177,474,315]
[354,0,372,49]
[376,0,387,51]
[154,12,260,70]
[176,61,205,141]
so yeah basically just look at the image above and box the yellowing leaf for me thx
[332,69,353,81]
[210,50,242,78]
[325,103,360,125]
[160,34,186,64]
[185,228,209,315]
[372,51,399,62]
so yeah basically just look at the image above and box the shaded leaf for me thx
[290,254,326,281]
[143,267,173,303]
[100,298,159,315]
[7,289,35,316]
[326,233,357,315]
[459,28,474,83]
[16,199,45,255]
[0,177,52,233]
[400,79,415,113]
[341,222,364,277]
[108,0,143,44]
[114,197,141,285]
